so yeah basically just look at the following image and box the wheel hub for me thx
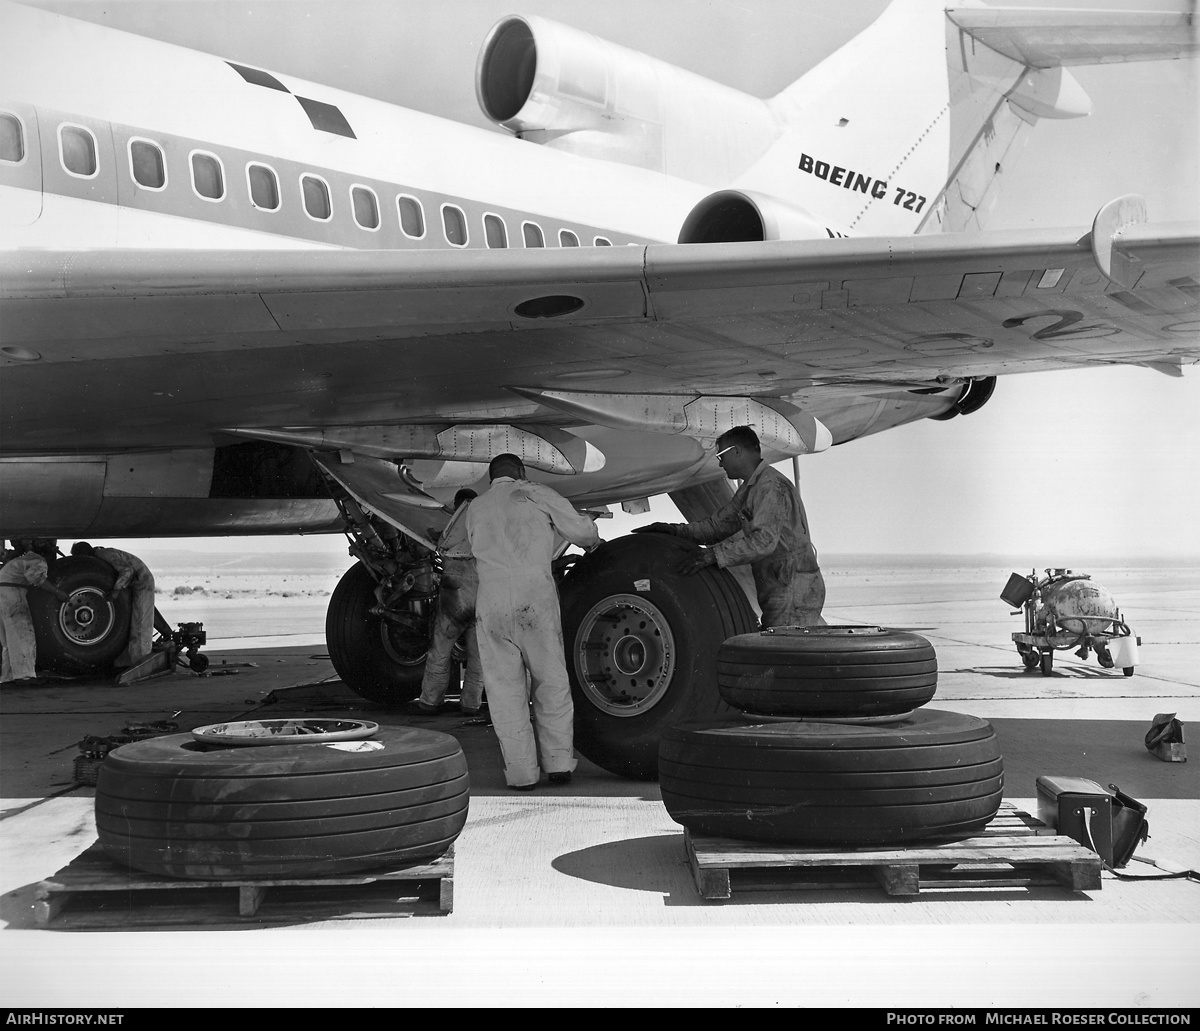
[59,588,117,646]
[379,609,428,667]
[573,594,675,717]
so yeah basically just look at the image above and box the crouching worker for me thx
[0,538,70,686]
[409,489,486,716]
[466,454,600,790]
[71,542,156,668]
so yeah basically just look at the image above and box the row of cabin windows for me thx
[0,114,615,247]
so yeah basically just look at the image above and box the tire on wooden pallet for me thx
[95,726,468,879]
[659,708,1002,846]
[717,625,937,717]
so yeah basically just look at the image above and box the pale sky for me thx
[19,0,1200,558]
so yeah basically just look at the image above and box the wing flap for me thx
[947,7,1198,67]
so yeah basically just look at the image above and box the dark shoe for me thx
[457,704,482,717]
[5,677,40,687]
[548,772,572,786]
[509,781,537,792]
[403,699,440,716]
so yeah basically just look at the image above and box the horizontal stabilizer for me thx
[948,6,1198,67]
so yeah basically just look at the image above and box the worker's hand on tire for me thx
[632,522,676,536]
[677,550,717,576]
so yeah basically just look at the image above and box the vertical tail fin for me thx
[734,0,1196,235]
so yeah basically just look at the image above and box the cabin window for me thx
[248,163,279,210]
[351,185,379,229]
[302,175,331,220]
[558,229,579,248]
[191,152,224,200]
[484,213,508,248]
[60,125,97,177]
[594,236,612,247]
[442,204,467,246]
[398,195,425,238]
[522,222,545,248]
[129,139,166,189]
[0,114,24,163]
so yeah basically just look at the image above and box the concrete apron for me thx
[2,574,1198,1008]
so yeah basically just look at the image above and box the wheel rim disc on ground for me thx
[573,593,676,716]
[190,718,380,746]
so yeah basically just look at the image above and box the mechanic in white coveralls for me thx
[0,538,71,685]
[635,425,826,628]
[466,454,600,790]
[410,488,486,716]
[71,542,157,668]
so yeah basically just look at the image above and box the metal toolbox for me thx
[1035,776,1148,869]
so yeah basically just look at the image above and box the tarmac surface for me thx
[1,562,1197,1008]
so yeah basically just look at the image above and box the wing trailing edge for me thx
[947,5,1199,68]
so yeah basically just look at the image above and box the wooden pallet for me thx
[34,841,454,928]
[685,804,1102,900]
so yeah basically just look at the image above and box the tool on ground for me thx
[1145,713,1187,763]
[1035,775,1149,869]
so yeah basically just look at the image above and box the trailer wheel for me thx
[327,562,426,707]
[95,726,468,879]
[1040,649,1054,676]
[659,708,1003,846]
[1019,646,1040,671]
[717,626,936,716]
[26,556,131,674]
[559,533,756,780]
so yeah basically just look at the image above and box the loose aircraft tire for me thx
[326,561,426,707]
[659,708,1003,846]
[559,533,757,780]
[95,726,469,879]
[717,626,937,716]
[27,556,132,674]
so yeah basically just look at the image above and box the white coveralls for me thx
[94,547,156,667]
[466,477,599,787]
[0,552,50,682]
[418,500,485,711]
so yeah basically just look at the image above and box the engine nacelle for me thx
[677,190,842,243]
[476,16,779,183]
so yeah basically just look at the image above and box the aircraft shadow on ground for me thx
[550,834,1098,908]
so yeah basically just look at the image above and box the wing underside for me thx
[1,210,1197,531]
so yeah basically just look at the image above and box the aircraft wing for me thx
[2,200,1197,484]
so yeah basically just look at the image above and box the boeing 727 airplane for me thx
[1,0,1197,776]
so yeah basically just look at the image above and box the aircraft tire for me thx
[559,533,757,780]
[326,561,426,707]
[716,627,937,716]
[94,726,468,879]
[659,708,1003,846]
[26,556,132,674]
